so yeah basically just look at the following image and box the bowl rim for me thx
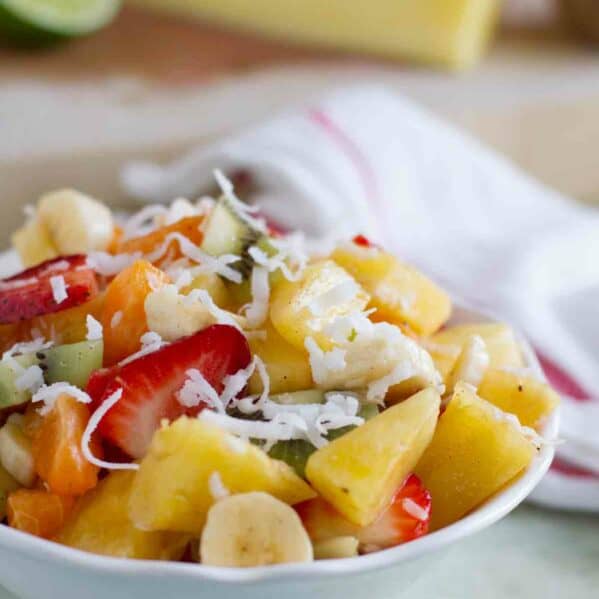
[0,299,559,585]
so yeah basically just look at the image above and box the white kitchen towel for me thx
[122,86,599,511]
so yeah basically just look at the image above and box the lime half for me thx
[0,0,121,45]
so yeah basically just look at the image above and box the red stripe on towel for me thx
[536,351,592,402]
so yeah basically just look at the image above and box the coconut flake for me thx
[32,382,92,416]
[122,204,168,240]
[177,368,223,412]
[86,315,103,341]
[244,266,270,329]
[304,337,347,383]
[247,232,308,282]
[49,275,68,304]
[15,365,44,394]
[208,471,230,501]
[110,310,123,329]
[186,289,244,330]
[118,331,165,367]
[3,338,52,361]
[402,498,429,521]
[81,388,139,470]
[87,251,141,276]
[307,279,361,317]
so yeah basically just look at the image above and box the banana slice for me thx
[444,335,489,397]
[12,218,58,267]
[313,536,359,560]
[37,189,114,255]
[200,492,313,567]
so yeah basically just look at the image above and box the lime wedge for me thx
[0,0,121,45]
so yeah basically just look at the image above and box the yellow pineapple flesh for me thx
[426,322,524,381]
[415,382,537,530]
[129,417,315,534]
[305,387,440,526]
[331,244,451,336]
[478,369,559,431]
[270,259,370,351]
[57,471,190,560]
[248,322,313,394]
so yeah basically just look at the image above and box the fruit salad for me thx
[0,174,558,566]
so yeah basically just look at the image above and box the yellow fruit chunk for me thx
[415,383,537,531]
[248,323,313,395]
[12,219,58,268]
[129,417,316,534]
[130,0,498,70]
[270,260,370,351]
[332,244,451,336]
[57,471,189,560]
[181,272,230,309]
[305,388,440,527]
[478,369,559,431]
[0,464,20,521]
[427,322,524,381]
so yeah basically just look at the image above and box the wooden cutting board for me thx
[1,6,598,239]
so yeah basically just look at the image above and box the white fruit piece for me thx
[305,314,442,403]
[200,492,314,567]
[37,189,114,255]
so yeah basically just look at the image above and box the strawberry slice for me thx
[297,474,431,553]
[91,324,251,459]
[0,255,98,324]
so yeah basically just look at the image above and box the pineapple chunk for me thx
[12,218,58,268]
[305,387,440,526]
[415,383,537,530]
[129,417,316,533]
[248,322,313,394]
[426,322,524,381]
[181,272,230,308]
[478,369,559,431]
[270,260,370,351]
[57,471,189,560]
[332,244,451,336]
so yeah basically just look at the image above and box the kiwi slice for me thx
[0,353,39,409]
[267,402,379,477]
[38,339,103,388]
[201,197,263,278]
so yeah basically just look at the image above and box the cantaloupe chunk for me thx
[58,471,189,560]
[415,382,537,530]
[332,243,451,336]
[478,369,559,431]
[129,417,315,534]
[100,260,169,365]
[305,387,440,526]
[426,322,524,381]
[247,322,313,394]
[270,260,370,351]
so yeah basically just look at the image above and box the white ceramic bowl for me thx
[0,254,558,599]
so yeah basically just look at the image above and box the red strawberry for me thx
[92,324,251,459]
[297,474,431,553]
[0,255,98,324]
[352,234,374,248]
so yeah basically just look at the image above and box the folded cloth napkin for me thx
[122,86,599,511]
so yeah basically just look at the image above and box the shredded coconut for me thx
[244,266,270,329]
[402,498,429,521]
[86,315,103,341]
[81,388,139,470]
[208,471,230,500]
[247,232,308,282]
[143,232,242,284]
[87,251,141,276]
[177,368,224,412]
[3,338,52,361]
[186,289,244,330]
[110,310,123,329]
[32,382,92,416]
[15,365,45,394]
[49,275,68,304]
[118,331,165,366]
[121,204,168,240]
[307,280,361,317]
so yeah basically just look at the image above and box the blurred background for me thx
[2,0,599,226]
[0,3,599,597]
